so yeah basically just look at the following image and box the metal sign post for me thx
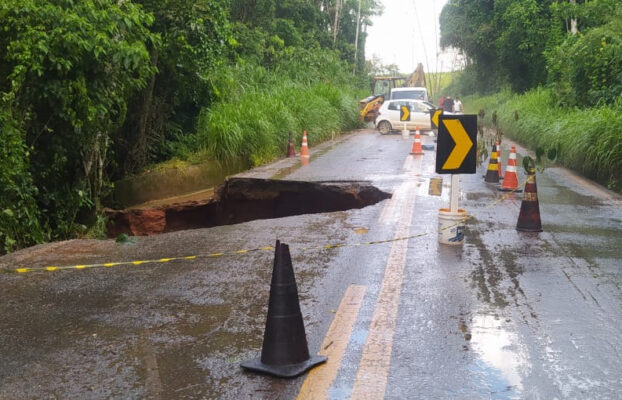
[435,114,477,245]
[450,174,460,213]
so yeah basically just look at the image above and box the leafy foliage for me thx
[0,0,380,253]
[0,0,157,246]
[547,8,622,107]
[465,88,622,192]
[175,49,362,166]
[441,0,622,99]
[0,111,44,254]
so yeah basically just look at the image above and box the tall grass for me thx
[464,88,622,191]
[176,81,361,166]
[170,47,363,168]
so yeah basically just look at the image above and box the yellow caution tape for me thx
[3,179,527,275]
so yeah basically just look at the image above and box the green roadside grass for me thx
[173,82,363,168]
[464,88,622,192]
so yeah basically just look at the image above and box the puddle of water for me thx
[469,314,526,399]
[540,182,604,207]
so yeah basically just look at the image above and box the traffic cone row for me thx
[300,130,310,159]
[481,141,543,231]
[484,144,500,183]
[287,132,296,157]
[516,168,542,232]
[499,146,521,192]
[410,126,424,155]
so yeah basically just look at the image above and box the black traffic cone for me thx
[484,143,500,183]
[241,240,326,378]
[516,168,542,232]
[287,132,296,157]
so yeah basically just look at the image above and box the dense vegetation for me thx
[440,0,622,103]
[441,0,622,192]
[0,0,381,253]
[464,89,622,191]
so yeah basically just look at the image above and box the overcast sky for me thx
[365,0,462,73]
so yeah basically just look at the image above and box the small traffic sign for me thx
[428,177,443,196]
[430,109,443,129]
[435,114,477,174]
[400,105,410,121]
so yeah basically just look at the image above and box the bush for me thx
[0,111,45,254]
[464,88,622,192]
[173,46,362,166]
[177,81,360,166]
[547,14,622,107]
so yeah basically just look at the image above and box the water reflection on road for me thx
[470,314,527,399]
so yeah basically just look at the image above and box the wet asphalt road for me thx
[1,128,622,399]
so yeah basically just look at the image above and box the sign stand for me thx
[400,105,410,139]
[450,174,459,213]
[435,114,477,245]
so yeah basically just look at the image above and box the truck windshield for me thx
[392,90,425,100]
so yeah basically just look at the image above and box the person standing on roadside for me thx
[439,96,445,108]
[443,96,454,113]
[453,96,463,114]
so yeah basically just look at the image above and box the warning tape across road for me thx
[1,178,530,275]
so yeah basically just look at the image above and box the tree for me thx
[117,0,231,174]
[0,0,157,237]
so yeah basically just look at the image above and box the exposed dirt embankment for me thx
[105,178,391,237]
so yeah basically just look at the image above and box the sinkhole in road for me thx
[105,178,392,237]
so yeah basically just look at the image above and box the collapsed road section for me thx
[105,178,392,237]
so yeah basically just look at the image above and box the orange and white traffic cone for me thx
[410,126,424,155]
[496,142,503,180]
[287,132,296,157]
[516,168,542,232]
[499,146,521,192]
[484,144,500,183]
[300,130,310,159]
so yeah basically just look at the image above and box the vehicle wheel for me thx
[378,121,392,135]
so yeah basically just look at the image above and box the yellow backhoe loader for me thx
[359,64,427,122]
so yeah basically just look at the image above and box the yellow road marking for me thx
[351,170,418,399]
[296,285,367,400]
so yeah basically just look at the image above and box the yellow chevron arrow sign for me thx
[432,109,442,128]
[441,119,473,169]
[400,105,410,121]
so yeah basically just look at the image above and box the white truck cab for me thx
[389,87,428,102]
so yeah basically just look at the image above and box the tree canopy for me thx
[440,0,622,103]
[0,0,383,253]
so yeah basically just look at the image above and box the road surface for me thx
[1,127,621,399]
